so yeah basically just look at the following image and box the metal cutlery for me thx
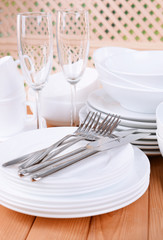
[2,112,120,168]
[18,129,137,176]
[23,132,149,181]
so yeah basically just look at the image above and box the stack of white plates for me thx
[79,89,160,156]
[0,127,150,218]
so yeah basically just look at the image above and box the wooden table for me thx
[0,154,163,240]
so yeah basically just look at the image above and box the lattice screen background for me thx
[0,0,163,72]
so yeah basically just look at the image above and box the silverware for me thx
[2,112,120,168]
[18,129,137,176]
[30,132,149,181]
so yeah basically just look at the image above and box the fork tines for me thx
[80,111,120,136]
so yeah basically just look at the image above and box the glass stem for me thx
[71,84,77,127]
[35,90,41,129]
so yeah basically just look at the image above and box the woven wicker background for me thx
[0,0,163,72]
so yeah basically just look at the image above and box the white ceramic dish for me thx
[104,50,163,90]
[38,68,99,126]
[156,131,163,157]
[80,105,156,129]
[0,127,134,189]
[87,89,156,122]
[0,146,150,218]
[93,46,135,66]
[0,175,149,217]
[156,102,163,138]
[0,177,149,218]
[101,79,163,113]
[96,60,154,90]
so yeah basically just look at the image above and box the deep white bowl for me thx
[93,47,156,90]
[95,62,154,90]
[156,102,163,137]
[93,46,134,64]
[156,131,163,157]
[104,50,163,90]
[101,79,163,114]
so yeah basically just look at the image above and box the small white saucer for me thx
[0,115,47,142]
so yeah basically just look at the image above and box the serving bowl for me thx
[93,47,156,90]
[104,50,163,90]
[101,79,163,114]
[95,62,154,90]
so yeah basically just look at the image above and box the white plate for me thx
[0,178,149,218]
[0,128,134,192]
[86,104,156,129]
[0,175,149,214]
[117,124,157,136]
[0,146,150,217]
[87,89,156,122]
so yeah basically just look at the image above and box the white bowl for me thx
[39,68,99,126]
[95,62,154,90]
[156,131,163,157]
[93,46,135,64]
[104,50,163,90]
[101,80,163,114]
[93,47,156,90]
[156,102,163,137]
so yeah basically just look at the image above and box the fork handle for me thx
[19,146,87,176]
[18,134,75,169]
[31,148,97,181]
[41,136,85,162]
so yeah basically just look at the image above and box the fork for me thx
[18,113,120,169]
[18,128,137,177]
[2,112,120,168]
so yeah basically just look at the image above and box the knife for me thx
[31,132,149,181]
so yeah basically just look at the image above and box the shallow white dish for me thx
[87,89,156,122]
[156,131,163,157]
[0,175,149,217]
[0,127,134,190]
[0,178,149,218]
[80,105,156,130]
[104,50,163,90]
[101,79,163,114]
[0,145,150,218]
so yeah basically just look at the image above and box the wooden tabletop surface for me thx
[0,153,163,240]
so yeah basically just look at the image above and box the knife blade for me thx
[31,132,149,181]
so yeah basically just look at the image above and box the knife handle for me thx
[31,149,97,181]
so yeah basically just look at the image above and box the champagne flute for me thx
[56,9,89,126]
[17,12,53,129]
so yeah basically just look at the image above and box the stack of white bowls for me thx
[93,47,163,114]
[79,47,163,155]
